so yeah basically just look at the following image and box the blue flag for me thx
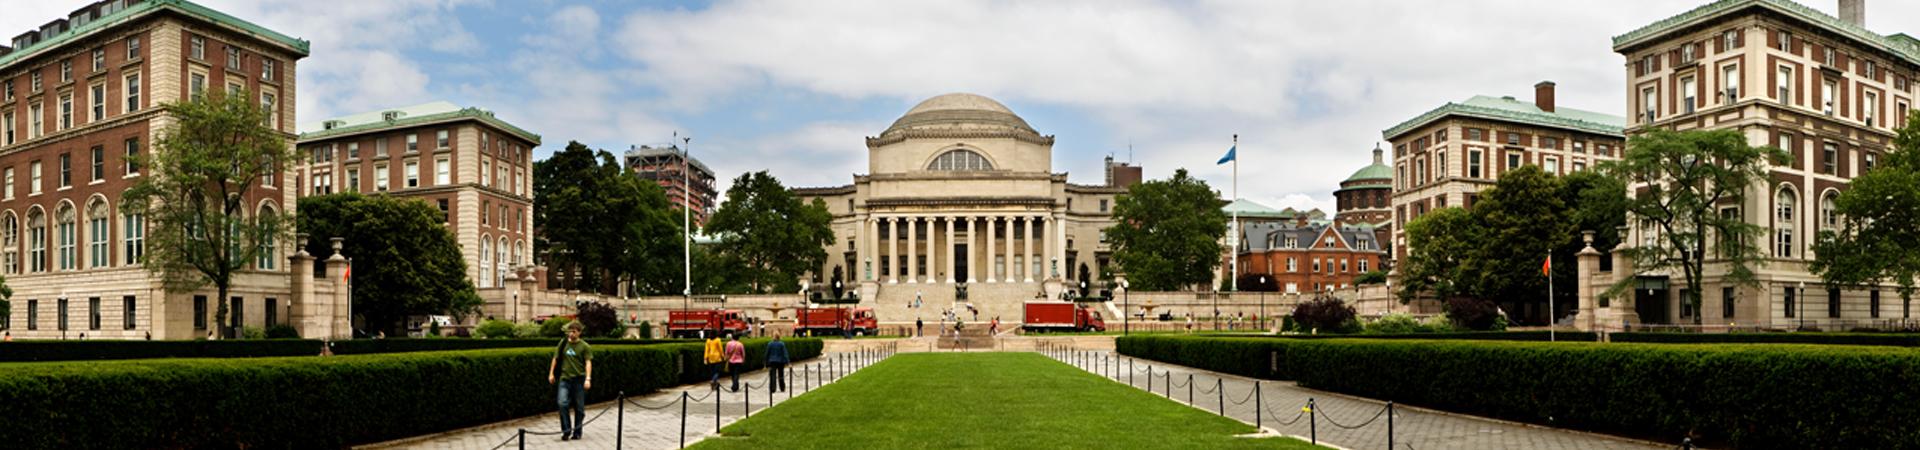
[1217,145,1236,165]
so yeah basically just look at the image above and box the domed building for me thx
[1334,144,1393,228]
[793,94,1136,321]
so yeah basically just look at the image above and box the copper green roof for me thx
[1382,95,1625,140]
[1343,163,1391,183]
[1612,0,1920,65]
[1223,198,1296,219]
[0,0,310,70]
[296,101,542,145]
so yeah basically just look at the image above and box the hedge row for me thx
[1286,330,1599,342]
[0,338,698,362]
[1612,332,1920,347]
[1116,336,1920,448]
[0,338,821,449]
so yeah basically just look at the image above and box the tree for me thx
[1814,110,1920,318]
[533,142,682,296]
[575,301,622,338]
[1466,165,1573,321]
[1553,171,1627,305]
[1397,207,1479,302]
[122,90,295,339]
[705,171,834,294]
[298,193,480,335]
[1602,128,1787,325]
[1106,169,1228,291]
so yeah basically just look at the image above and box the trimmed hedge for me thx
[0,339,324,362]
[1289,331,1599,342]
[1612,332,1920,347]
[1117,336,1920,448]
[0,338,821,448]
[1115,335,1300,380]
[327,338,692,355]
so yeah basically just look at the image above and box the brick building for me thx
[625,144,716,226]
[1608,0,1918,327]
[1236,218,1388,294]
[294,102,540,293]
[0,0,308,339]
[1382,83,1627,262]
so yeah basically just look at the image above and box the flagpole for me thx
[1548,252,1555,342]
[1230,134,1238,293]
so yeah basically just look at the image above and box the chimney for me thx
[1839,0,1864,26]
[1534,81,1557,113]
[1372,143,1384,165]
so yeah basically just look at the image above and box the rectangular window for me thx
[1681,76,1697,113]
[126,36,140,59]
[1681,43,1696,63]
[190,73,206,98]
[57,215,74,271]
[193,295,207,330]
[435,157,450,185]
[226,46,240,70]
[264,298,277,327]
[262,59,275,80]
[59,93,72,129]
[191,35,205,60]
[1642,87,1658,122]
[123,213,144,265]
[1286,258,1296,273]
[310,174,330,195]
[92,48,104,72]
[480,159,490,186]
[88,297,100,330]
[1572,161,1586,172]
[3,168,11,200]
[1723,287,1737,319]
[89,84,104,121]
[347,142,359,159]
[1541,137,1558,150]
[407,134,419,153]
[262,92,277,128]
[125,138,140,175]
[1468,148,1483,178]
[230,296,244,331]
[1506,133,1520,145]
[2,112,11,145]
[3,79,10,103]
[124,73,140,113]
[26,299,36,330]
[123,296,136,330]
[28,103,40,139]
[405,161,420,188]
[1506,153,1521,170]
[436,130,449,149]
[375,163,390,191]
[58,153,70,187]
[1822,79,1836,115]
[1822,143,1837,175]
[1778,31,1792,52]
[1864,92,1877,127]
[1865,152,1878,172]
[377,138,387,156]
[29,161,41,195]
[1099,199,1108,212]
[61,60,71,82]
[1722,64,1739,103]
[346,168,360,193]
[58,299,68,331]
[1828,288,1841,318]
[1312,259,1320,273]
[90,146,103,182]
[226,82,241,95]
[1823,47,1834,66]
[1573,141,1585,153]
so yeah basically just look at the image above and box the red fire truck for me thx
[1022,301,1106,332]
[667,309,750,339]
[794,307,879,336]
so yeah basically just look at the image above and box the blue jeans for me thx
[556,377,586,435]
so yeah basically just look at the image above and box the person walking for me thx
[766,333,790,393]
[704,333,725,389]
[989,317,999,336]
[939,313,948,337]
[725,333,748,392]
[915,317,924,337]
[547,321,593,441]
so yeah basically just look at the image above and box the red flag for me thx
[343,265,352,282]
[1541,256,1551,276]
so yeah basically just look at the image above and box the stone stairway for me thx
[934,322,1000,350]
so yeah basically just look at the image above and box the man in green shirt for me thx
[548,321,593,441]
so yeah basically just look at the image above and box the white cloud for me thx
[703,121,885,189]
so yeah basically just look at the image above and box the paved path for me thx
[357,352,888,450]
[1048,349,1674,450]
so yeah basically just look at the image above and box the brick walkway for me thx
[356,352,887,450]
[1051,350,1675,450]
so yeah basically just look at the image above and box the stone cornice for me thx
[865,129,1054,147]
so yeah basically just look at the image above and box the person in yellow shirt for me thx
[704,334,725,389]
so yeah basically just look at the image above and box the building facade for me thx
[294,102,540,293]
[793,93,1130,323]
[0,0,308,339]
[1382,82,1627,262]
[1335,145,1393,228]
[1610,0,1918,327]
[625,144,716,226]
[1237,218,1388,294]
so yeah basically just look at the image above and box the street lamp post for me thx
[1259,276,1267,332]
[1119,279,1131,336]
[1797,281,1805,331]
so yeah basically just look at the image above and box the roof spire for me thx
[1372,142,1384,165]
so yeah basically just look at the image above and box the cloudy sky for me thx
[6,0,1915,213]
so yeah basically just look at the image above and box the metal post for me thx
[788,366,794,401]
[1309,398,1317,445]
[1255,382,1262,430]
[617,391,625,450]
[1146,365,1152,392]
[1130,359,1135,387]
[1188,374,1194,403]
[517,429,525,450]
[1388,401,1395,450]
[1217,378,1224,416]
[745,380,751,418]
[1165,371,1171,398]
[713,385,720,433]
[680,391,688,449]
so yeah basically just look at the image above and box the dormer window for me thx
[322,120,345,130]
[382,111,402,122]
[928,149,993,171]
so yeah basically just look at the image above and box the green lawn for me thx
[693,352,1323,449]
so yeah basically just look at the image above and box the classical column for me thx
[926,216,938,283]
[1024,215,1037,283]
[866,217,878,281]
[1054,213,1068,279]
[907,216,919,284]
[967,216,979,283]
[888,217,899,284]
[984,216,997,283]
[945,216,956,283]
[1005,216,1017,283]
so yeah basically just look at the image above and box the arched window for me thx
[26,208,43,273]
[1,211,16,274]
[55,203,75,271]
[1775,187,1796,258]
[87,199,109,268]
[256,204,278,270]
[927,149,993,171]
[1820,191,1839,230]
[479,238,492,288]
[512,239,524,266]
[496,237,508,285]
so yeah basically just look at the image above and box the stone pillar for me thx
[944,216,956,283]
[967,216,979,284]
[907,216,919,284]
[326,237,351,340]
[855,216,868,282]
[1005,216,1017,283]
[1053,213,1067,279]
[1576,231,1601,332]
[985,216,997,283]
[1608,229,1641,330]
[1024,215,1036,283]
[887,217,899,284]
[289,233,320,340]
[926,216,938,283]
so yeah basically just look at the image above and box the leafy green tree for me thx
[1602,128,1787,325]
[298,193,480,335]
[1397,207,1479,302]
[533,142,682,296]
[122,90,295,339]
[1466,165,1572,318]
[1814,110,1920,318]
[690,245,748,294]
[1106,169,1228,291]
[706,171,834,294]
[1553,170,1627,304]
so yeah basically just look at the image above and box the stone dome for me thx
[882,93,1037,136]
[1343,144,1392,184]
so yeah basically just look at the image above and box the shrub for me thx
[637,321,654,339]
[540,317,573,338]
[474,320,517,340]
[513,321,543,338]
[576,301,620,337]
[1422,314,1456,332]
[1118,336,1920,448]
[265,324,301,339]
[238,327,265,340]
[1290,295,1358,333]
[1444,297,1505,331]
[0,340,324,362]
[1363,313,1429,334]
[1611,332,1920,347]
[328,338,687,355]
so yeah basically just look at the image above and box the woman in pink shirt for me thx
[725,334,747,392]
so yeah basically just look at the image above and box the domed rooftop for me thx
[1343,144,1392,184]
[883,93,1037,136]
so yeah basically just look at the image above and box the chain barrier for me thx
[1316,403,1389,429]
[1195,378,1219,395]
[486,432,518,450]
[1228,386,1256,405]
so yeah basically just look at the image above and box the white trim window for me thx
[404,160,419,188]
[124,73,140,113]
[122,213,144,265]
[88,204,108,268]
[59,93,73,130]
[92,48,105,72]
[2,168,11,200]
[436,130,449,149]
[1681,76,1697,114]
[1777,66,1792,105]
[346,168,360,193]
[1776,188,1796,258]
[126,36,140,59]
[1822,79,1836,115]
[435,157,450,185]
[3,111,12,145]
[30,161,41,195]
[191,35,205,60]
[374,163,390,191]
[1863,92,1877,127]
[90,84,105,122]
[29,103,41,139]
[1642,87,1658,122]
[1722,64,1739,103]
